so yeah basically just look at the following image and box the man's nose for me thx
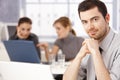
[88,22,94,29]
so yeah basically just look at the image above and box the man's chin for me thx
[90,36,97,40]
[91,37,99,40]
[58,37,62,39]
[89,36,94,38]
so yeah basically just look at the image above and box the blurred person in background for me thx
[39,16,85,80]
[9,17,41,59]
[40,16,84,62]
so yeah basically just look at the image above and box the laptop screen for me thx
[3,40,40,63]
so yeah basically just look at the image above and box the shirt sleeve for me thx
[31,34,39,46]
[54,39,62,49]
[110,48,120,80]
[30,33,41,59]
[77,55,89,80]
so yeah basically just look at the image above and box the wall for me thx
[0,0,19,23]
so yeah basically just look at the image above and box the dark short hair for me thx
[18,17,32,26]
[78,0,107,19]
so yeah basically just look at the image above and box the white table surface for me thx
[0,61,70,80]
[50,62,71,74]
[0,61,54,80]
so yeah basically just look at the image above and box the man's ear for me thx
[105,13,110,24]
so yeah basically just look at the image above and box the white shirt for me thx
[79,28,120,80]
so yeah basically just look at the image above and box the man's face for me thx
[80,7,110,41]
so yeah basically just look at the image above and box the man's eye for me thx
[82,21,87,24]
[93,18,98,21]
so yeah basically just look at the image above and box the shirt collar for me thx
[99,28,115,52]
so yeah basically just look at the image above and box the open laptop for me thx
[0,61,54,80]
[3,40,40,63]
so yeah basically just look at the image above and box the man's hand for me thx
[84,38,99,55]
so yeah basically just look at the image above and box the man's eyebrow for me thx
[81,20,87,23]
[81,16,99,22]
[90,16,99,20]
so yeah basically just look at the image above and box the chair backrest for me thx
[7,23,16,38]
[0,22,9,41]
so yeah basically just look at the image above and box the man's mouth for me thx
[89,32,96,35]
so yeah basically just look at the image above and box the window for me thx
[25,0,116,42]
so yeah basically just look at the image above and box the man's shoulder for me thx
[111,32,120,49]
[114,32,120,41]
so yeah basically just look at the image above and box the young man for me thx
[63,0,120,80]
